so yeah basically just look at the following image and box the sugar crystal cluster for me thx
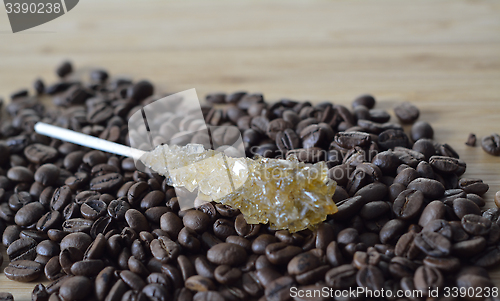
[142,144,337,232]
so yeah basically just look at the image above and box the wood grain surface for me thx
[1,1,499,299]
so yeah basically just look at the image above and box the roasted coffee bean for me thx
[414,231,451,257]
[14,201,45,226]
[266,119,292,141]
[0,293,14,301]
[36,240,60,258]
[275,128,300,153]
[4,259,43,282]
[61,218,93,233]
[334,196,367,221]
[287,252,321,276]
[207,242,247,266]
[51,186,72,212]
[58,276,92,301]
[453,198,481,219]
[407,178,445,199]
[125,209,149,232]
[458,178,489,195]
[90,173,123,192]
[34,164,60,186]
[183,210,210,233]
[356,265,384,291]
[140,284,169,301]
[150,236,180,263]
[369,109,390,123]
[71,259,104,277]
[7,237,37,261]
[80,198,107,220]
[235,214,260,238]
[423,256,460,273]
[9,191,32,211]
[265,242,302,265]
[418,200,446,227]
[393,102,419,124]
[393,189,424,220]
[388,256,418,278]
[379,219,406,245]
[7,166,34,183]
[451,236,487,258]
[107,199,130,221]
[120,270,146,291]
[31,283,49,301]
[378,129,410,150]
[56,61,72,77]
[264,276,295,301]
[352,94,376,109]
[24,144,58,164]
[461,214,492,236]
[481,133,500,156]
[429,155,466,175]
[411,121,434,141]
[413,265,443,296]
[94,266,116,300]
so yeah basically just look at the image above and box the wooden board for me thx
[1,0,499,299]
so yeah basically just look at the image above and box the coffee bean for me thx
[125,209,149,232]
[429,155,466,175]
[369,109,390,123]
[7,237,37,261]
[352,94,376,109]
[419,200,446,227]
[235,214,260,238]
[15,201,45,226]
[481,133,500,156]
[394,102,419,124]
[356,265,384,291]
[393,189,424,220]
[414,231,451,257]
[411,121,434,141]
[183,210,210,233]
[452,236,487,257]
[24,144,58,164]
[34,164,60,186]
[62,218,93,233]
[207,243,247,266]
[150,236,180,263]
[378,129,410,150]
[461,214,492,236]
[56,61,72,78]
[58,276,92,301]
[265,276,295,301]
[0,293,13,301]
[413,265,443,296]
[4,259,43,282]
[287,252,321,276]
[407,178,445,199]
[7,166,34,182]
[90,173,123,192]
[275,128,300,153]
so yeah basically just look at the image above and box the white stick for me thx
[34,122,145,160]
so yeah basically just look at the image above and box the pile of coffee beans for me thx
[1,61,500,301]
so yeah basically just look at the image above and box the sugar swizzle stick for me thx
[34,90,337,232]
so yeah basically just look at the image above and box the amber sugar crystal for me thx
[219,156,337,232]
[142,144,337,233]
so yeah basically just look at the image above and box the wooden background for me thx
[1,0,499,299]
